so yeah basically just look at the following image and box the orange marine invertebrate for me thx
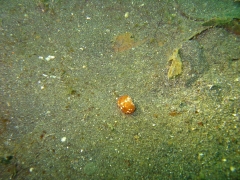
[117,95,136,114]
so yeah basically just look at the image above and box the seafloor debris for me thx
[112,32,146,52]
[168,48,182,79]
[113,32,135,52]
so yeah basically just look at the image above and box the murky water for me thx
[0,0,239,179]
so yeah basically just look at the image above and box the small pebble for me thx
[29,167,34,172]
[61,137,67,142]
[45,55,55,61]
[230,166,236,172]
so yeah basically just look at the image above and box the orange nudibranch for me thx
[117,95,136,114]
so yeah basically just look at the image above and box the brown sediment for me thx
[113,32,147,52]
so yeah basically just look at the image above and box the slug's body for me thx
[117,95,135,114]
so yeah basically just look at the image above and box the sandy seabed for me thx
[0,0,239,179]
